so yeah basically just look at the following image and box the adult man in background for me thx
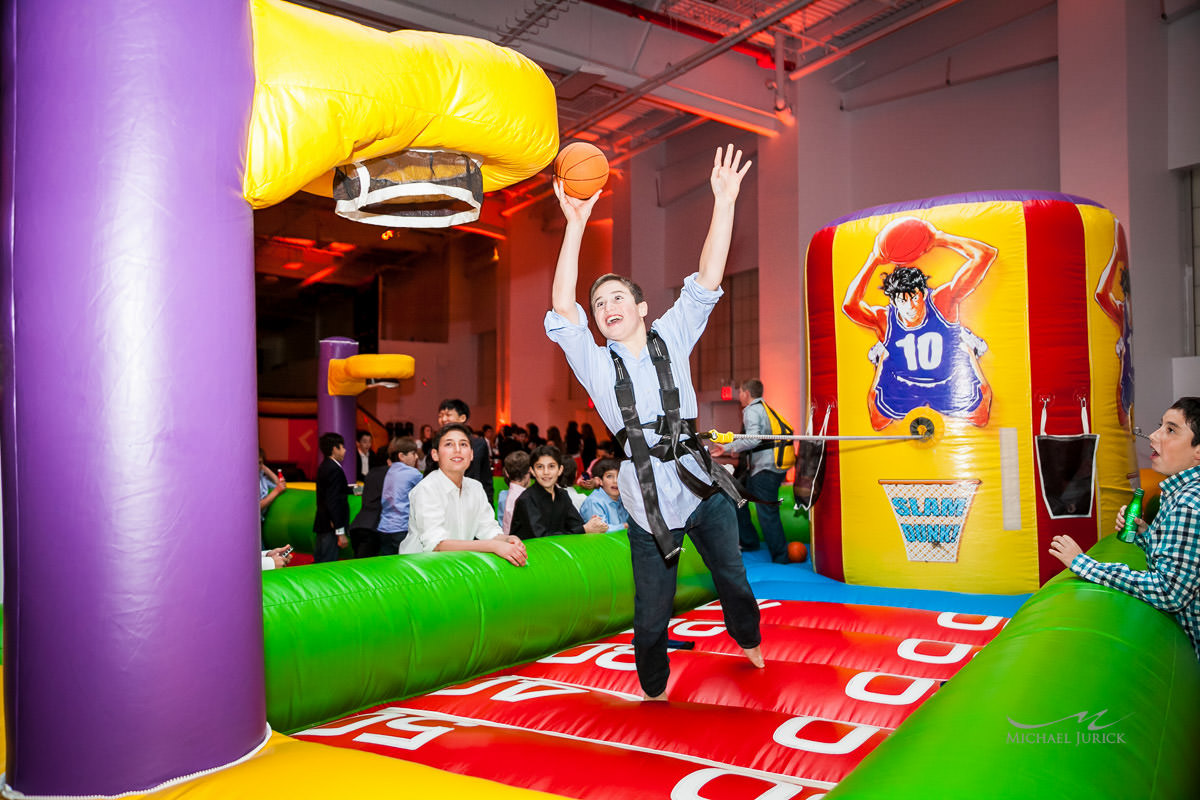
[354,429,375,482]
[710,379,789,563]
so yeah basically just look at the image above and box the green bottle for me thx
[1118,488,1144,543]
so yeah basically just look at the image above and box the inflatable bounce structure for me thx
[805,192,1138,594]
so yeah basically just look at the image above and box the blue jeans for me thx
[626,493,761,697]
[736,469,788,563]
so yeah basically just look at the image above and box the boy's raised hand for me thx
[554,178,601,227]
[710,144,752,204]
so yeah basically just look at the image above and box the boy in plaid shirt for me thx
[1050,397,1200,659]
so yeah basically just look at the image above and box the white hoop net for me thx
[878,479,981,563]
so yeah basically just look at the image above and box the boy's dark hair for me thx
[389,436,418,458]
[318,432,345,458]
[589,273,645,307]
[741,378,764,398]
[558,456,577,487]
[503,450,531,480]
[1169,397,1200,446]
[356,429,371,442]
[530,444,562,465]
[593,457,620,479]
[438,398,470,419]
[434,423,472,449]
[880,266,930,298]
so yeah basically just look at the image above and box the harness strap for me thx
[646,332,746,508]
[611,345,683,562]
[609,331,778,563]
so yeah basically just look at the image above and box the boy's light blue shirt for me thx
[378,462,423,533]
[579,490,629,532]
[546,273,721,532]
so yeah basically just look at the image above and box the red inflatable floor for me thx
[296,599,1007,799]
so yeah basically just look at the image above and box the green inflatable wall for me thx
[825,534,1200,799]
[261,486,361,554]
[262,531,717,733]
[264,480,809,554]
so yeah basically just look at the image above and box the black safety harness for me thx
[610,330,774,563]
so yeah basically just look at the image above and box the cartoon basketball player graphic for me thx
[842,217,998,431]
[1093,220,1133,430]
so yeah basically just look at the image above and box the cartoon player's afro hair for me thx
[880,266,931,298]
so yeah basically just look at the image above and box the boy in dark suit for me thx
[314,432,351,563]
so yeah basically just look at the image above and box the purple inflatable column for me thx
[2,0,265,795]
[319,338,361,484]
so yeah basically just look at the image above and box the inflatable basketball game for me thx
[805,192,1138,594]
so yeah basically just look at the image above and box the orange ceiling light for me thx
[299,266,337,287]
[275,236,315,248]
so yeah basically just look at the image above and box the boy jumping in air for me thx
[545,144,763,700]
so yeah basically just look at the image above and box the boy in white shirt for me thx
[405,424,528,567]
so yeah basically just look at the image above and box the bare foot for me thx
[642,691,668,701]
[744,646,765,668]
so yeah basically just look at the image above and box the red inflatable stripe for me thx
[1024,198,1097,584]
[804,224,844,581]
[391,676,890,784]
[596,621,982,680]
[502,649,937,728]
[296,707,835,799]
[685,598,1008,646]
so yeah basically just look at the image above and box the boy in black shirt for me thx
[512,445,608,539]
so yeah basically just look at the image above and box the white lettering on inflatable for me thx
[772,716,880,755]
[694,599,781,611]
[594,643,639,671]
[537,643,637,670]
[671,768,808,800]
[297,712,394,737]
[539,643,617,664]
[670,620,727,637]
[843,672,936,706]
[896,638,973,664]
[935,612,1004,631]
[354,713,462,751]
[431,676,587,701]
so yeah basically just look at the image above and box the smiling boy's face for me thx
[591,280,648,343]
[532,455,563,491]
[432,430,473,477]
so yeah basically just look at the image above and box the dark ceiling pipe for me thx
[577,0,796,71]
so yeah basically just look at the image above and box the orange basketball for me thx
[879,217,934,264]
[554,142,609,199]
[787,541,808,563]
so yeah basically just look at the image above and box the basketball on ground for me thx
[554,142,609,199]
[879,217,934,264]
[787,541,808,563]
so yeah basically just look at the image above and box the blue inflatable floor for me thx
[741,549,1029,617]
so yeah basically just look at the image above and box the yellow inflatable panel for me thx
[245,0,559,208]
[131,731,567,800]
[328,353,415,396]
